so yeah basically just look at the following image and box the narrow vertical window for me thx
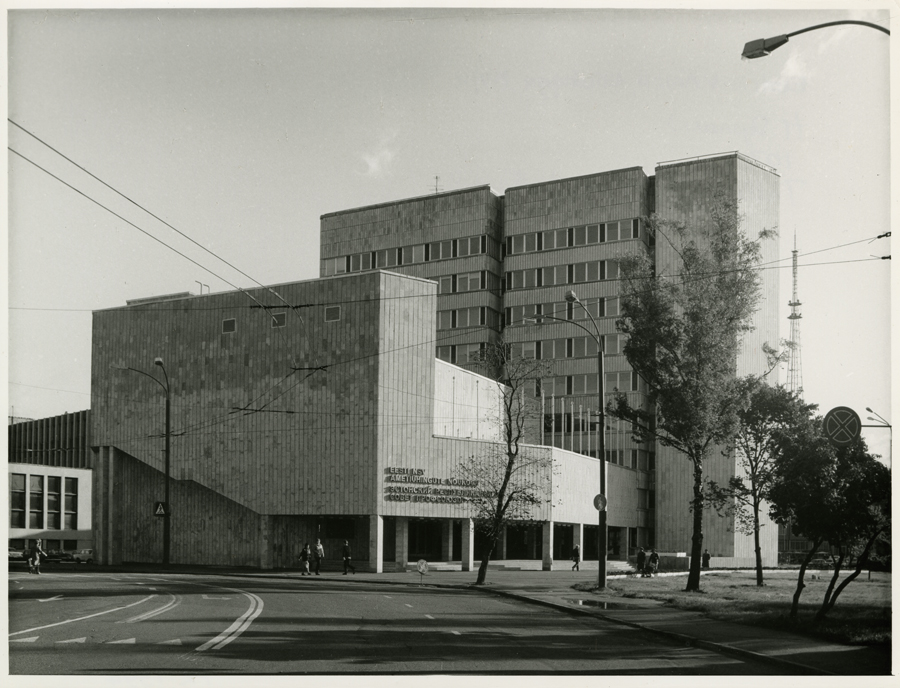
[29,475,44,529]
[64,478,78,529]
[10,473,25,528]
[47,476,61,529]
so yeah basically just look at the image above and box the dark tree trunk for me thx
[474,536,498,585]
[753,505,764,586]
[791,543,820,620]
[686,458,704,592]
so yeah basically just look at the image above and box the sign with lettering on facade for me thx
[383,466,487,503]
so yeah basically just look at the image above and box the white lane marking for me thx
[158,638,182,645]
[202,594,231,600]
[451,631,461,635]
[195,590,264,652]
[122,594,180,623]
[383,595,392,599]
[38,595,63,602]
[107,637,137,644]
[57,637,87,644]
[425,614,435,619]
[8,595,156,637]
[404,604,413,608]
[10,637,39,643]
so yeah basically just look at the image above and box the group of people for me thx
[635,547,660,577]
[299,539,356,575]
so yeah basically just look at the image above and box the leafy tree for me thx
[768,426,891,622]
[706,380,817,586]
[610,196,775,592]
[453,340,554,585]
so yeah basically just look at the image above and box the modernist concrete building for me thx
[89,270,636,570]
[7,410,94,554]
[320,152,781,566]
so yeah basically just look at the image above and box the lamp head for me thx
[741,35,789,59]
[154,357,164,367]
[565,290,579,304]
[866,407,874,413]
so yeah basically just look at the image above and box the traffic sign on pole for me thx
[823,406,862,448]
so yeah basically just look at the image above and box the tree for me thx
[453,340,553,585]
[610,196,775,592]
[706,380,818,586]
[768,426,891,622]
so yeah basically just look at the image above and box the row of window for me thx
[10,474,78,530]
[505,298,619,329]
[509,334,625,360]
[535,371,640,397]
[220,307,341,334]
[506,219,643,255]
[437,343,486,365]
[437,270,503,295]
[322,235,501,276]
[506,260,618,290]
[437,307,502,331]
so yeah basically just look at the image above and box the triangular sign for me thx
[155,502,166,516]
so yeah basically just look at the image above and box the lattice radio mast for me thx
[787,232,803,394]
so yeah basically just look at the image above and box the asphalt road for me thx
[9,571,793,674]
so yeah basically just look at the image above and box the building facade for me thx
[320,152,781,566]
[8,410,94,554]
[90,270,625,569]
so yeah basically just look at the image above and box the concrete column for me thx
[573,523,584,550]
[441,520,453,562]
[460,518,475,572]
[395,517,409,572]
[369,515,384,573]
[498,525,507,560]
[260,515,274,570]
[542,521,554,571]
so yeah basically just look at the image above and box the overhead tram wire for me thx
[8,120,323,378]
[8,141,320,410]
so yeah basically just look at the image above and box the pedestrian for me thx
[299,543,311,575]
[702,549,711,569]
[30,539,46,575]
[342,540,356,575]
[636,547,646,577]
[313,538,325,575]
[571,544,581,571]
[648,549,660,577]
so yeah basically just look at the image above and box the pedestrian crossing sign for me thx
[154,501,167,516]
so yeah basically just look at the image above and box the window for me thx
[375,249,398,268]
[47,476,61,529]
[437,345,456,364]
[324,306,341,322]
[439,276,454,295]
[458,343,485,364]
[10,473,25,528]
[222,318,236,334]
[270,312,286,328]
[437,310,454,330]
[350,254,361,272]
[64,478,78,529]
[457,271,484,293]
[29,475,43,529]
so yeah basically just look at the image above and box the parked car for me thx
[71,549,93,564]
[8,547,24,561]
[43,549,73,564]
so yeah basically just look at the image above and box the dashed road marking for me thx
[10,637,39,643]
[107,638,137,644]
[38,595,63,602]
[451,631,461,635]
[425,615,435,619]
[158,639,183,645]
[57,637,87,644]
[404,604,413,608]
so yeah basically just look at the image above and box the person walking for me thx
[636,547,647,577]
[648,549,660,577]
[571,544,581,571]
[341,540,356,575]
[30,539,46,575]
[702,549,711,569]
[313,539,325,575]
[299,543,311,575]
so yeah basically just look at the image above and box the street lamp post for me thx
[112,359,171,565]
[742,20,889,59]
[864,407,892,469]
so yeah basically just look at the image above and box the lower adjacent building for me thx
[89,270,650,570]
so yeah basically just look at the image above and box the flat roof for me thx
[321,184,497,220]
[505,166,646,194]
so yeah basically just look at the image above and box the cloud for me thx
[757,49,811,94]
[359,133,397,177]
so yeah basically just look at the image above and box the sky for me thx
[5,2,894,462]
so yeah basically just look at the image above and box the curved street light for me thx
[864,407,892,469]
[111,359,171,565]
[527,291,608,588]
[742,20,889,60]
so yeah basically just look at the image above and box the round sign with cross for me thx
[823,406,861,448]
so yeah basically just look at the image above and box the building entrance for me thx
[408,519,442,561]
